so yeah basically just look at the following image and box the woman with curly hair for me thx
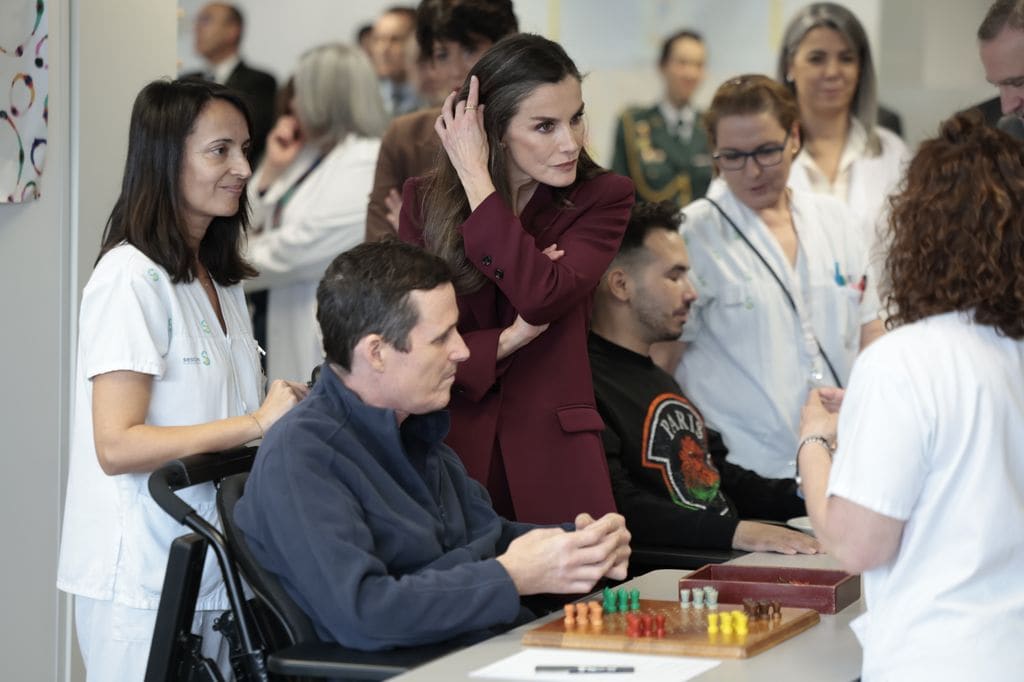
[797,111,1024,679]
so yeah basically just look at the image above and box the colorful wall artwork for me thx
[1,0,48,204]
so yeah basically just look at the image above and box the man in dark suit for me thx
[185,3,277,165]
[611,30,713,208]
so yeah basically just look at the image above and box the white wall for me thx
[0,1,176,679]
[174,0,1001,164]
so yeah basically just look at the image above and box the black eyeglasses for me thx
[712,132,790,171]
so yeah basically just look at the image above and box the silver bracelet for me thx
[795,435,834,487]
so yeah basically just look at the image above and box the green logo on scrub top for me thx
[146,268,159,281]
[200,319,212,334]
[201,351,210,366]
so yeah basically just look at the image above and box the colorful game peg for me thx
[692,587,705,609]
[617,588,628,613]
[679,588,691,608]
[720,611,733,634]
[602,587,616,613]
[629,588,641,612]
[707,612,719,634]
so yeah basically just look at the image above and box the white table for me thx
[392,553,863,681]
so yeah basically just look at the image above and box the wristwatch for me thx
[794,434,835,488]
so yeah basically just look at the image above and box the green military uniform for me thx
[611,104,713,207]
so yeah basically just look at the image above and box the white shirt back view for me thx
[829,311,1024,679]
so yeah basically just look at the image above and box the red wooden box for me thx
[677,564,860,614]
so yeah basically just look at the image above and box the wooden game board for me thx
[522,599,820,659]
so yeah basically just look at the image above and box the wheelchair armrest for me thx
[267,639,461,680]
[148,447,257,523]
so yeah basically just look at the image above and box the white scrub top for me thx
[677,180,880,478]
[245,134,380,383]
[57,244,263,610]
[829,312,1024,679]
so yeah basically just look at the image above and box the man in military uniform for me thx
[611,30,712,207]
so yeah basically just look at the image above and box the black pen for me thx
[535,665,634,674]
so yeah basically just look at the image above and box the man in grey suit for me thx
[186,3,277,165]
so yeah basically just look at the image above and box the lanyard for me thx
[704,197,843,388]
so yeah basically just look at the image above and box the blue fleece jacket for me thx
[234,364,535,650]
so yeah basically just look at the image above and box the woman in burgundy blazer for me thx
[399,35,634,524]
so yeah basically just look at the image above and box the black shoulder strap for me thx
[703,197,843,388]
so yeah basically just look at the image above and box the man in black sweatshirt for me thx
[589,201,819,554]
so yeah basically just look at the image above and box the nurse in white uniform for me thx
[57,79,307,681]
[798,112,1024,681]
[777,2,909,271]
[245,44,385,383]
[676,75,883,479]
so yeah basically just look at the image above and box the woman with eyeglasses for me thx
[670,75,884,479]
[778,3,908,262]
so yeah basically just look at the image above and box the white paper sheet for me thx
[470,648,720,681]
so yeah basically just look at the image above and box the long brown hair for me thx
[885,111,1024,338]
[98,79,257,285]
[418,34,604,294]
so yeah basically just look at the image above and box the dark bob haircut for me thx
[97,78,257,285]
[317,241,454,371]
[885,110,1024,339]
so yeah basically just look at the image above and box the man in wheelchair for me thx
[234,241,631,650]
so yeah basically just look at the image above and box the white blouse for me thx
[57,244,263,610]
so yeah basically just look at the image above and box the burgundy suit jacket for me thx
[399,172,635,524]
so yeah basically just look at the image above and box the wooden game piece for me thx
[617,588,628,613]
[629,588,641,612]
[603,587,616,613]
[772,600,782,618]
[575,602,589,624]
[707,613,719,634]
[743,598,756,616]
[624,612,640,638]
[589,601,603,624]
[563,604,575,627]
[720,611,733,634]
[655,614,666,630]
[692,587,705,608]
[679,588,691,608]
[522,597,821,659]
[705,587,719,610]
[735,612,749,636]
[641,614,653,636]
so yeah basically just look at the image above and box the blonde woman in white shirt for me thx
[57,80,306,682]
[778,2,908,269]
[245,43,386,383]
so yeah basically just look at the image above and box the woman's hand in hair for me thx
[435,75,496,210]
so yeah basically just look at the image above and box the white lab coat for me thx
[58,244,264,610]
[677,180,880,478]
[789,119,909,286]
[246,134,380,382]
